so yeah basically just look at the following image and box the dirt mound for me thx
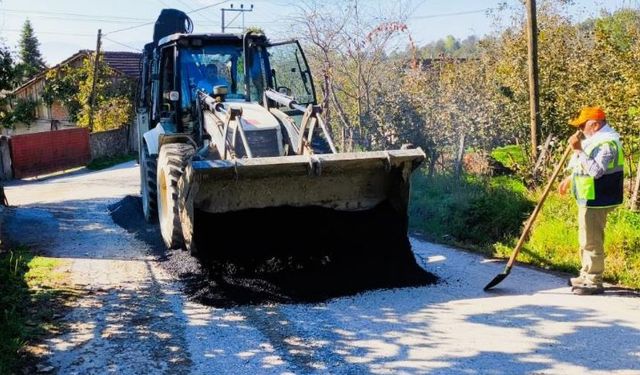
[109,196,436,307]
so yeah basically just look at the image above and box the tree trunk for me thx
[330,84,351,152]
[631,157,640,212]
[428,149,438,177]
[321,65,333,139]
[532,133,552,181]
[454,133,466,179]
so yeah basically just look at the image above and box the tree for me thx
[42,65,82,122]
[293,0,415,151]
[0,43,15,91]
[0,42,17,129]
[442,35,461,53]
[43,56,135,132]
[292,0,640,183]
[17,19,46,81]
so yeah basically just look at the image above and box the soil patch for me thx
[109,196,437,307]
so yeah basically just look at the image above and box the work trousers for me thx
[577,206,614,283]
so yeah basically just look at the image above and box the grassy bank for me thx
[409,173,534,254]
[0,247,74,374]
[409,170,640,289]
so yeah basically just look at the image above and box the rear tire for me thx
[141,143,158,222]
[157,143,195,249]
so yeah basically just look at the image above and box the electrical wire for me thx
[103,36,142,51]
[1,28,94,37]
[186,0,231,15]
[409,8,493,20]
[105,0,230,35]
[1,8,150,21]
[175,0,218,26]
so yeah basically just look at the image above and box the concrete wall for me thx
[0,136,12,180]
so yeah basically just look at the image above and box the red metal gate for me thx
[10,128,91,179]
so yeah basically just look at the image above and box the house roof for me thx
[12,49,142,95]
[102,51,142,78]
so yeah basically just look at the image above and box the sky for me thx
[0,0,636,66]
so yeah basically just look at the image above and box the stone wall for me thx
[89,122,138,159]
[89,127,130,160]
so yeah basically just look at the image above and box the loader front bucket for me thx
[180,148,425,264]
[184,148,425,225]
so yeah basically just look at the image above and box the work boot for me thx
[567,274,594,286]
[572,285,605,295]
[568,276,586,287]
[571,279,604,295]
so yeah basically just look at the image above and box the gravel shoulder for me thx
[2,162,639,374]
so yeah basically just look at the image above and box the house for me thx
[9,50,141,135]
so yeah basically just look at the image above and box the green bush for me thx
[410,171,534,253]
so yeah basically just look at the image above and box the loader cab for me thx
[148,33,318,137]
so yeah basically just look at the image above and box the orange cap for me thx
[568,106,606,127]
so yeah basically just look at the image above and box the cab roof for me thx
[157,32,265,47]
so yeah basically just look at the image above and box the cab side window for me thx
[159,47,176,117]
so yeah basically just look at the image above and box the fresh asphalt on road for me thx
[2,161,639,374]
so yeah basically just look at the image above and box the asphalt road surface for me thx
[2,162,639,374]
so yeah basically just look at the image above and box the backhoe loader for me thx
[137,9,425,255]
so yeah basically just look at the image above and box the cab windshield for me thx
[179,42,267,107]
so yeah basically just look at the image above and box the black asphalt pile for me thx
[110,196,437,307]
[109,196,165,252]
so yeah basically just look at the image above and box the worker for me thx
[197,64,227,94]
[558,106,624,295]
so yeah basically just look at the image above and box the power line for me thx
[4,27,141,52]
[1,12,144,24]
[105,0,230,35]
[410,8,493,20]
[0,8,150,21]
[175,0,217,25]
[1,28,95,37]
[188,0,231,15]
[0,7,221,26]
[104,20,155,35]
[103,36,142,51]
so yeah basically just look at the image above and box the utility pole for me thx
[220,4,254,33]
[88,29,102,133]
[526,0,541,160]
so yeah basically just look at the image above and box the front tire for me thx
[157,143,195,249]
[180,183,198,256]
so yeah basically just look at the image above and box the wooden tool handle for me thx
[505,135,577,268]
